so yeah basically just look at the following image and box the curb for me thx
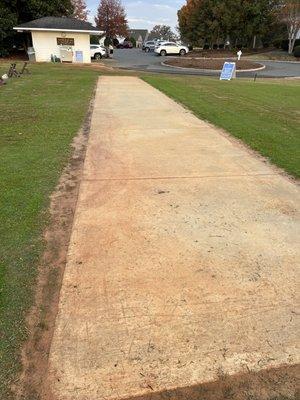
[161,60,266,73]
[246,59,300,64]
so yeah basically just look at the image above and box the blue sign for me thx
[75,51,83,62]
[220,62,236,80]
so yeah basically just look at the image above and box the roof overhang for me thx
[13,27,104,35]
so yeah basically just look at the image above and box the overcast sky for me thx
[86,0,186,31]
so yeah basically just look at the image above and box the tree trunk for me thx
[253,35,257,49]
[288,37,293,54]
[289,36,297,54]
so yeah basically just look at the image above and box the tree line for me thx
[178,0,300,53]
[0,0,129,54]
[0,0,89,55]
[0,0,179,54]
[1,0,298,55]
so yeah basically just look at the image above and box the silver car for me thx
[143,41,156,52]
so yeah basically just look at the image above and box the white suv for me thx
[154,42,189,57]
[90,45,106,60]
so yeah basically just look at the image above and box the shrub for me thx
[129,37,136,47]
[281,39,300,51]
[90,35,99,44]
[104,37,112,47]
[293,46,300,58]
[273,39,282,49]
[0,48,10,57]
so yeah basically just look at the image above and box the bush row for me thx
[274,39,300,52]
[294,46,300,58]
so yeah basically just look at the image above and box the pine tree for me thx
[72,0,88,21]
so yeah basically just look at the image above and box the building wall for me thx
[32,31,91,63]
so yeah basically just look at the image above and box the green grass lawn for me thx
[143,75,300,178]
[0,63,99,398]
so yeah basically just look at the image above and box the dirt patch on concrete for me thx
[14,85,97,400]
[165,57,264,71]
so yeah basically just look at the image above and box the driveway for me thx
[47,77,299,400]
[106,48,300,78]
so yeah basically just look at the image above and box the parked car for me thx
[117,41,133,49]
[123,41,133,49]
[154,42,189,56]
[90,45,106,60]
[143,41,156,52]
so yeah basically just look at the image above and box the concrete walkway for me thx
[47,77,300,400]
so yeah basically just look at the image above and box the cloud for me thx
[87,0,185,30]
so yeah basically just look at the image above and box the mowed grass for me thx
[0,63,98,398]
[143,75,300,178]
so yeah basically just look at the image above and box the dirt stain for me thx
[13,84,97,400]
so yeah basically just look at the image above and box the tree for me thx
[149,25,178,41]
[0,0,74,54]
[178,0,280,48]
[129,36,136,47]
[72,0,88,21]
[279,1,300,53]
[95,0,128,39]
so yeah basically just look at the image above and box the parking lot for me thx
[108,48,166,69]
[104,48,300,78]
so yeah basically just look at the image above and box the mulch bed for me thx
[187,48,275,58]
[165,58,263,71]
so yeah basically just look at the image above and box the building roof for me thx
[14,17,102,34]
[128,29,149,42]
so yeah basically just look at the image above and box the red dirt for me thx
[14,88,96,400]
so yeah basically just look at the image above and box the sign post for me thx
[220,62,236,81]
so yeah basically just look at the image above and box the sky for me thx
[86,0,186,31]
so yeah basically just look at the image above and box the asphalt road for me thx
[105,48,300,78]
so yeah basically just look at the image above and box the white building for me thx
[14,17,103,64]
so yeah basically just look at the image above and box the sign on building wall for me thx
[75,51,83,62]
[57,38,75,46]
[220,62,236,80]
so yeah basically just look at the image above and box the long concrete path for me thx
[47,77,299,400]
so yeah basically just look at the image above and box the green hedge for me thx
[294,46,300,58]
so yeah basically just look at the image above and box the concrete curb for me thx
[161,60,266,73]
[246,59,300,64]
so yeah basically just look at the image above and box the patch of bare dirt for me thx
[165,57,263,70]
[13,84,97,400]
